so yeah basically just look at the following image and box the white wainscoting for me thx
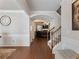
[0,34,30,46]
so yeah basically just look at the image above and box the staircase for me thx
[52,33,79,59]
[53,36,79,59]
[48,26,79,59]
[48,26,61,49]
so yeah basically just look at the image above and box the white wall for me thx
[61,0,79,53]
[30,21,36,42]
[61,0,79,40]
[0,11,30,46]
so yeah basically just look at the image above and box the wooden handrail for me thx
[49,26,61,48]
[49,27,55,31]
[53,26,61,34]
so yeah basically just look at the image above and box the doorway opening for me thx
[30,15,53,59]
[33,19,49,39]
[30,15,51,42]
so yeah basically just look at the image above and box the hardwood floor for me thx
[1,38,54,59]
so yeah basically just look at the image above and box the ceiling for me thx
[0,0,22,10]
[26,0,62,11]
[0,0,62,13]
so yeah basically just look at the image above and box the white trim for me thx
[30,11,56,18]
[0,10,24,13]
[31,11,56,14]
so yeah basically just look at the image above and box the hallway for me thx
[6,38,54,59]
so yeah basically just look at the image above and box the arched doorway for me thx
[30,15,52,42]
